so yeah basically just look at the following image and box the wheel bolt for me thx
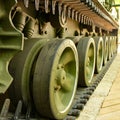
[54,85,61,91]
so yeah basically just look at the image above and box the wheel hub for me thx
[55,66,72,92]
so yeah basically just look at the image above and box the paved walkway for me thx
[96,55,120,120]
[77,52,120,120]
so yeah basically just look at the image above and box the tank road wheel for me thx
[9,38,48,106]
[111,36,114,57]
[77,37,95,86]
[113,36,117,53]
[94,37,104,74]
[108,36,112,60]
[103,36,108,66]
[33,39,78,119]
[112,36,117,54]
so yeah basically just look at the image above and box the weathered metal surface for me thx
[0,0,23,93]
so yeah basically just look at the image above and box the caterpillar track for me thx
[0,0,119,120]
[0,54,116,120]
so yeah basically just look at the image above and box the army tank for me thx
[0,0,119,119]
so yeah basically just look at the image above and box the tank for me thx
[0,0,119,119]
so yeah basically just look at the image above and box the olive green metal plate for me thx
[0,0,23,93]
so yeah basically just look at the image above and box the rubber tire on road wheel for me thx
[108,36,112,60]
[77,37,95,86]
[103,36,108,66]
[33,39,79,119]
[9,38,47,106]
[94,37,104,74]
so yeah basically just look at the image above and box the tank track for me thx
[22,0,118,30]
[0,54,116,120]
